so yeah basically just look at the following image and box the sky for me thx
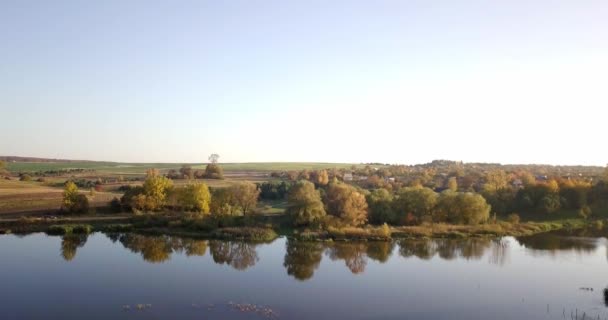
[1,0,607,165]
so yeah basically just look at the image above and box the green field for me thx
[6,161,363,174]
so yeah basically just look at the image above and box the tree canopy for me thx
[286,180,326,226]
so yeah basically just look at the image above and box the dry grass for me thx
[0,179,120,214]
[390,220,587,238]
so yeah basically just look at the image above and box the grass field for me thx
[5,161,363,174]
[0,179,120,215]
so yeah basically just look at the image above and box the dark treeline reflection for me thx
[516,231,598,257]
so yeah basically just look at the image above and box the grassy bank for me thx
[0,212,594,241]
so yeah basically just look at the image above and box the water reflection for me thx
[115,234,210,263]
[327,242,368,274]
[283,240,324,281]
[60,234,88,261]
[517,231,598,257]
[209,240,259,270]
[50,231,605,279]
[396,238,505,262]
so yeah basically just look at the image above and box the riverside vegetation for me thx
[1,158,608,240]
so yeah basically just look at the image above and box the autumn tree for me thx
[316,170,329,186]
[176,182,211,214]
[230,181,260,215]
[63,181,79,209]
[62,181,89,213]
[447,177,458,191]
[286,180,326,226]
[520,171,536,186]
[483,169,509,194]
[141,170,174,211]
[324,182,368,226]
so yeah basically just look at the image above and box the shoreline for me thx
[0,214,593,241]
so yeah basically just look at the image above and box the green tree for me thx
[325,182,368,226]
[210,188,239,215]
[539,193,561,213]
[392,187,438,224]
[436,191,491,225]
[286,180,326,226]
[366,189,396,224]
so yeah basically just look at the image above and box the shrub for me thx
[507,213,520,224]
[72,194,90,214]
[593,220,604,230]
[19,174,32,181]
[100,224,133,232]
[212,227,277,241]
[72,224,93,234]
[375,223,391,238]
[578,205,592,220]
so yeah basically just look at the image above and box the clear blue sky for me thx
[1,1,607,165]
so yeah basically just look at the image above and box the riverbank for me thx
[0,213,595,241]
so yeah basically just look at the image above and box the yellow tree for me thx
[483,169,509,194]
[62,181,79,210]
[316,170,329,186]
[142,169,173,211]
[178,182,211,214]
[325,183,368,226]
[447,177,458,191]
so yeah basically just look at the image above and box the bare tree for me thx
[209,154,220,164]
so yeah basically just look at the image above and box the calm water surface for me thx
[1,231,608,320]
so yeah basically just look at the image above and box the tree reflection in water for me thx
[60,234,88,261]
[116,234,209,263]
[516,231,597,258]
[105,233,517,278]
[283,239,324,281]
[326,242,368,274]
[209,240,258,270]
[397,238,509,265]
